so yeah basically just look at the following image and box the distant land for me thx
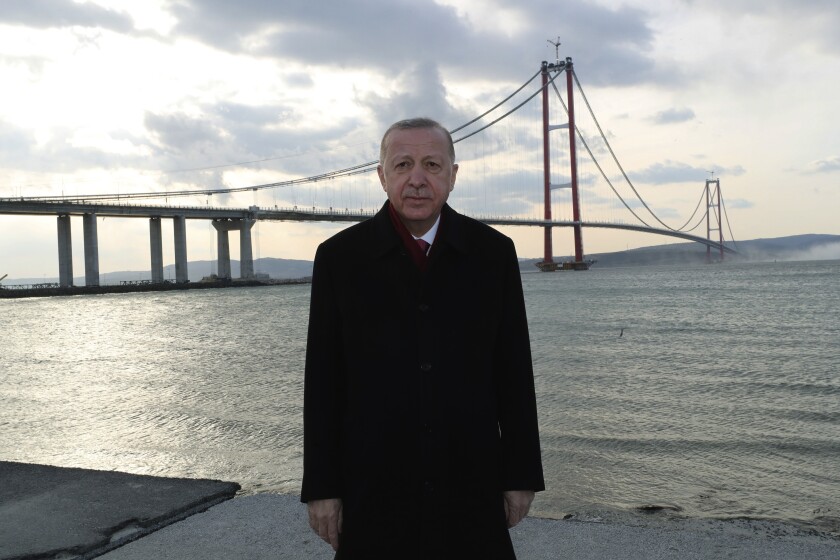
[3,234,840,285]
[524,233,840,271]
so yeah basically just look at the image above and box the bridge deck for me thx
[0,199,735,253]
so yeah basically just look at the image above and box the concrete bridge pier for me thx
[173,215,188,283]
[82,213,100,286]
[212,219,255,279]
[240,218,255,279]
[212,220,233,279]
[57,214,73,287]
[149,217,164,283]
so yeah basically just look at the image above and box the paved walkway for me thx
[0,461,239,560]
[2,461,837,559]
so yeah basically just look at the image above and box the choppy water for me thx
[2,260,838,534]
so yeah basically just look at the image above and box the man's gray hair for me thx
[379,118,456,165]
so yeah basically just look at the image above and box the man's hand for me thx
[307,498,343,551]
[503,490,534,528]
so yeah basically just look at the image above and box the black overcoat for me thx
[302,202,544,560]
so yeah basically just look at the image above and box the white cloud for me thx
[809,156,840,174]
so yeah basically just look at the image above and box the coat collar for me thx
[371,201,402,259]
[370,201,469,260]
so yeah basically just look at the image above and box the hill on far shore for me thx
[519,233,840,271]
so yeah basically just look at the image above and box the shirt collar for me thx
[412,214,441,246]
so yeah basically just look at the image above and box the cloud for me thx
[0,120,35,168]
[808,156,840,173]
[0,0,134,32]
[0,120,145,177]
[633,161,745,185]
[145,112,222,154]
[171,0,471,71]
[169,0,666,86]
[650,107,695,125]
[140,101,368,187]
[357,61,467,133]
[686,0,840,55]
[723,198,754,209]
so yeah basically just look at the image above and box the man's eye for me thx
[396,161,410,169]
[426,162,440,169]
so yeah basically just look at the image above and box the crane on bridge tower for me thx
[536,47,590,271]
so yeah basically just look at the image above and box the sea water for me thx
[1,260,838,533]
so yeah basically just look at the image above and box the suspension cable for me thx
[450,68,542,135]
[675,187,709,232]
[16,70,548,204]
[550,80,656,228]
[455,67,565,144]
[572,70,702,233]
[720,192,739,250]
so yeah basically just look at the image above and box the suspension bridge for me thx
[0,56,737,287]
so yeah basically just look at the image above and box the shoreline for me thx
[527,501,840,542]
[532,507,840,544]
[0,277,311,299]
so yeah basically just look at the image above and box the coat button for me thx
[420,363,432,372]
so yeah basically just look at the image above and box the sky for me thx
[1,0,839,280]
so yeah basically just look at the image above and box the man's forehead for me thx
[385,128,449,158]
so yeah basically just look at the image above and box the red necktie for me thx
[415,239,430,256]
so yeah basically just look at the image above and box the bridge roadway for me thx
[0,199,733,287]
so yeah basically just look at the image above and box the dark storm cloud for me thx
[169,0,668,87]
[0,0,133,32]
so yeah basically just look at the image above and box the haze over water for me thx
[2,260,838,534]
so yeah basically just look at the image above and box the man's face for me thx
[378,127,458,236]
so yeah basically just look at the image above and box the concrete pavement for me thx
[0,461,239,560]
[1,461,837,559]
[99,493,840,560]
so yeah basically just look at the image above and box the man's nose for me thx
[407,166,426,186]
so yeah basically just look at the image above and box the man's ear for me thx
[377,165,386,190]
[450,163,459,191]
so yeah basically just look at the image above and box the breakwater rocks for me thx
[0,277,311,299]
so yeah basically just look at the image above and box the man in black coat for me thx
[302,118,544,559]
